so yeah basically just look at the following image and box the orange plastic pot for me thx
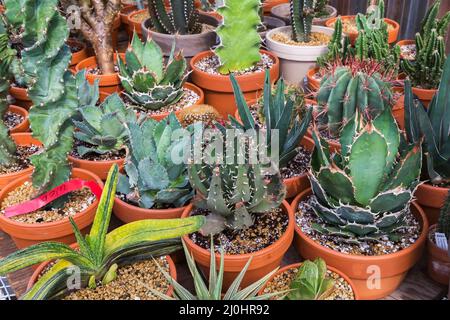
[0,168,103,249]
[128,9,149,39]
[27,253,177,298]
[412,87,436,108]
[7,105,29,134]
[262,0,289,14]
[0,133,40,191]
[258,262,360,300]
[9,86,32,110]
[67,39,89,71]
[392,95,405,130]
[68,155,125,181]
[326,16,399,45]
[415,183,449,226]
[306,67,322,92]
[181,201,294,290]
[114,197,188,223]
[75,53,125,94]
[190,50,280,118]
[426,225,450,285]
[292,189,429,300]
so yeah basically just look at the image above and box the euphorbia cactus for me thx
[149,0,202,34]
[290,0,316,42]
[215,0,262,74]
[118,34,188,111]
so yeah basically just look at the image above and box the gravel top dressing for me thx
[0,145,41,175]
[3,111,24,130]
[195,53,274,76]
[270,32,331,46]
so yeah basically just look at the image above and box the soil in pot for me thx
[427,225,450,285]
[70,140,126,162]
[270,31,331,46]
[398,40,416,61]
[0,145,40,177]
[3,109,25,132]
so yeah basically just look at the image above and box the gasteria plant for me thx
[72,93,135,157]
[117,114,194,209]
[118,34,188,111]
[149,0,202,35]
[310,107,422,240]
[214,0,262,74]
[401,0,450,89]
[0,165,205,300]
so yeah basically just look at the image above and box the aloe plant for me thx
[0,165,205,300]
[149,0,202,35]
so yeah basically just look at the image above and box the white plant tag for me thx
[435,232,448,251]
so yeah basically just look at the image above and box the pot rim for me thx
[75,53,125,81]
[68,152,126,166]
[325,16,399,35]
[113,195,189,215]
[7,105,29,133]
[417,181,450,193]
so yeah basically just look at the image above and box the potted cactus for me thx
[265,0,335,86]
[114,114,194,223]
[0,165,205,300]
[190,0,280,118]
[292,107,428,299]
[118,34,204,121]
[271,0,337,26]
[141,0,220,63]
[401,0,450,106]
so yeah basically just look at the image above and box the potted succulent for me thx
[397,39,416,62]
[67,38,89,71]
[230,70,314,198]
[141,0,220,62]
[118,34,204,121]
[266,0,335,86]
[259,258,359,300]
[401,0,450,106]
[0,165,206,300]
[292,107,428,299]
[190,0,280,118]
[271,0,337,26]
[114,114,194,223]
[4,105,29,134]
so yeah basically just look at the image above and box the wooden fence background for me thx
[329,0,450,52]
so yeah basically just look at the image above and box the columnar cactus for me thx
[118,34,188,111]
[310,108,422,240]
[401,0,450,89]
[317,59,394,137]
[317,18,351,68]
[214,0,262,74]
[290,0,316,42]
[149,0,202,35]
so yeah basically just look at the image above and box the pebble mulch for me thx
[3,111,24,130]
[194,53,274,76]
[280,146,311,179]
[270,32,331,46]
[0,145,40,175]
[400,44,416,61]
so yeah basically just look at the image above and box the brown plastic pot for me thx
[257,262,360,300]
[326,16,399,45]
[306,67,322,92]
[0,133,41,191]
[75,53,125,94]
[415,183,449,226]
[397,39,416,61]
[0,168,103,249]
[427,225,450,285]
[9,86,32,110]
[412,87,436,108]
[292,188,429,300]
[67,39,89,71]
[27,253,177,298]
[262,0,289,14]
[181,201,294,290]
[190,50,280,118]
[7,105,29,134]
[68,155,125,181]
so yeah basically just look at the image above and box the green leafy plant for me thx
[118,34,188,111]
[152,239,282,300]
[0,164,205,300]
[401,0,450,89]
[310,107,422,241]
[72,93,135,157]
[229,70,312,169]
[214,0,261,74]
[117,113,194,209]
[286,259,335,300]
[149,0,202,35]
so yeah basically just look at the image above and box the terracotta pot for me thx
[427,225,450,285]
[181,201,295,290]
[397,39,416,61]
[325,16,399,45]
[392,94,405,130]
[7,105,29,134]
[0,4,4,13]
[67,39,89,71]
[412,87,436,108]
[190,50,280,118]
[9,86,32,110]
[0,133,41,191]
[257,262,360,300]
[120,4,138,38]
[262,0,289,14]
[75,53,125,94]
[0,168,103,249]
[114,197,188,223]
[112,15,121,50]
[68,155,125,181]
[415,183,449,226]
[306,67,322,92]
[128,9,149,39]
[27,253,177,298]
[292,189,429,300]
[271,4,337,26]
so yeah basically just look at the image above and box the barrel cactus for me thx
[118,34,188,111]
[149,0,202,35]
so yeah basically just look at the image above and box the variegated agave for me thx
[118,34,188,111]
[309,108,422,241]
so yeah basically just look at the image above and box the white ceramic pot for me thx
[266,25,334,86]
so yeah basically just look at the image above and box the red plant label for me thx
[3,179,103,218]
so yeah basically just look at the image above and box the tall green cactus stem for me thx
[317,18,351,68]
[214,0,262,74]
[149,0,202,35]
[401,0,450,89]
[290,0,316,42]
